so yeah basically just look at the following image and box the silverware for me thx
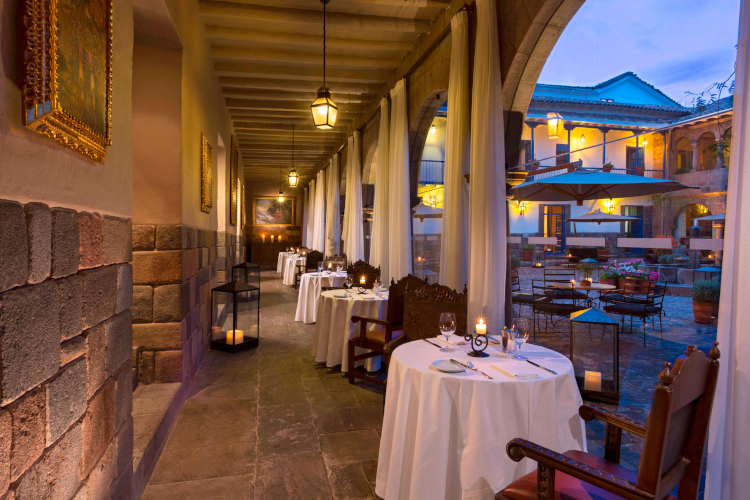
[450,359,493,379]
[423,339,441,349]
[526,359,557,375]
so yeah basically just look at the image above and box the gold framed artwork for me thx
[229,136,239,225]
[22,0,114,163]
[201,133,213,213]
[241,185,246,226]
[253,197,295,226]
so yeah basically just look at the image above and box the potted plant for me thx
[636,166,645,176]
[567,164,577,173]
[597,246,609,260]
[691,280,720,324]
[529,159,540,171]
[599,263,620,288]
[521,243,535,262]
[577,262,595,286]
[602,161,614,173]
[510,255,521,270]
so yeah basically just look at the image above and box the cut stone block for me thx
[115,417,133,477]
[153,285,181,323]
[78,212,103,270]
[132,225,155,252]
[0,281,61,406]
[102,216,132,266]
[156,225,181,251]
[132,251,182,285]
[132,286,153,324]
[24,202,51,284]
[60,336,86,366]
[104,311,132,378]
[81,266,118,330]
[0,410,10,496]
[9,388,46,482]
[83,325,106,399]
[83,441,116,500]
[181,249,199,281]
[138,351,155,385]
[154,350,182,383]
[114,365,132,432]
[81,379,115,478]
[0,200,28,292]
[45,358,87,446]
[51,208,79,279]
[132,323,182,350]
[116,264,133,315]
[58,274,82,341]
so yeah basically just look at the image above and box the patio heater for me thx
[210,280,260,353]
[570,308,620,404]
[532,250,545,268]
[232,262,261,289]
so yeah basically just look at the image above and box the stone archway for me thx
[362,140,379,186]
[408,90,448,205]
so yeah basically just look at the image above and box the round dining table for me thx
[295,271,348,323]
[282,256,306,286]
[312,289,389,372]
[277,251,295,275]
[376,341,586,500]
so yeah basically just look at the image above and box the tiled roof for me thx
[676,95,734,122]
[530,95,688,113]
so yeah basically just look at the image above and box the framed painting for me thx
[230,136,238,225]
[23,0,113,163]
[253,197,295,226]
[201,133,213,213]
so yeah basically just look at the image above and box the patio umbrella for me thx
[566,209,640,237]
[509,171,698,205]
[693,213,726,222]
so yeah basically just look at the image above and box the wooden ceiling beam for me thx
[228,99,363,112]
[337,0,450,6]
[198,1,432,33]
[220,77,379,95]
[222,87,370,104]
[234,122,351,132]
[238,144,333,153]
[215,62,391,83]
[211,46,400,68]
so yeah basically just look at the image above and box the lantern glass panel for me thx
[211,281,260,353]
[233,262,261,289]
[533,250,545,268]
[569,308,620,403]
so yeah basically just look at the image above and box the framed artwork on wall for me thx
[201,133,213,213]
[230,136,239,225]
[253,197,295,226]
[22,0,113,163]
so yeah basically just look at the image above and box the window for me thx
[600,98,614,103]
[623,206,644,253]
[625,146,645,172]
[675,137,693,173]
[543,205,565,252]
[521,140,532,165]
[555,144,570,165]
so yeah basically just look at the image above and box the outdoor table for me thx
[277,251,295,274]
[295,271,348,323]
[377,341,586,500]
[548,282,617,307]
[312,289,389,372]
[282,256,306,286]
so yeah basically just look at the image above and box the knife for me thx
[525,359,557,375]
[423,339,441,349]
[450,359,493,380]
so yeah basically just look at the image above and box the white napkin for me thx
[490,364,538,380]
[434,335,467,346]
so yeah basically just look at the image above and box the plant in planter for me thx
[510,255,521,270]
[521,243,535,261]
[635,166,645,176]
[576,262,595,286]
[529,159,540,171]
[691,280,720,324]
[658,254,675,265]
[602,162,614,172]
[597,246,609,260]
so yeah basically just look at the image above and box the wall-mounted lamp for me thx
[602,199,615,214]
[430,124,437,135]
[516,200,528,216]
[579,133,585,145]
[547,112,564,140]
[641,139,649,146]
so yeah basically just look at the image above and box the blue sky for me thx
[538,0,741,106]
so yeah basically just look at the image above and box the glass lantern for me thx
[211,281,260,353]
[232,262,260,289]
[532,250,545,269]
[569,308,620,403]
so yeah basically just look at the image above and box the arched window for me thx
[675,137,693,174]
[698,132,717,171]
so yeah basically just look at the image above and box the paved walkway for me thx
[142,272,383,500]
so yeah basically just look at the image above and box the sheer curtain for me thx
[342,131,365,262]
[467,0,506,329]
[706,1,750,496]
[388,79,412,282]
[302,186,308,246]
[439,10,471,292]
[312,169,326,252]
[325,154,341,257]
[306,179,316,248]
[370,97,390,279]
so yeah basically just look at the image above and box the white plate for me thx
[432,360,465,373]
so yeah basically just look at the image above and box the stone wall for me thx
[0,199,133,500]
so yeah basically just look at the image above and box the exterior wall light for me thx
[430,124,437,135]
[516,200,528,216]
[602,199,615,214]
[580,133,585,145]
[547,112,564,140]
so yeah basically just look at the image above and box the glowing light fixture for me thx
[430,124,437,135]
[547,112,564,139]
[288,124,299,187]
[579,133,585,145]
[642,139,649,146]
[311,0,338,129]
[278,165,285,203]
[516,200,528,216]
[602,199,615,214]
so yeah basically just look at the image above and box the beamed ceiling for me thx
[199,0,447,184]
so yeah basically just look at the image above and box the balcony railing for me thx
[419,160,445,184]
[525,166,664,181]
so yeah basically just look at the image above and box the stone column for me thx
[692,140,700,171]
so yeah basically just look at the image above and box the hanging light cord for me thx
[292,124,295,169]
[323,0,326,87]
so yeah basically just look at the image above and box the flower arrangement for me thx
[599,259,647,280]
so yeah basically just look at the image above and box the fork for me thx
[465,360,493,380]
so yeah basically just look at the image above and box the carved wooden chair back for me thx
[403,284,468,342]
[635,344,721,498]
[305,250,324,270]
[346,260,381,289]
[385,275,426,328]
[324,254,347,269]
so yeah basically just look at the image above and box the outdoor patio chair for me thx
[510,270,535,316]
[603,280,666,345]
[530,280,586,339]
[498,343,721,500]
[599,277,656,306]
[543,268,588,301]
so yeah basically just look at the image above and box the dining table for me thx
[277,251,296,275]
[376,341,586,500]
[312,289,389,372]
[282,255,306,286]
[295,271,348,323]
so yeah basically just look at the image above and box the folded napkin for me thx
[434,335,467,346]
[490,364,538,380]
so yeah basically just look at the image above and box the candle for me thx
[328,262,332,269]
[278,235,282,242]
[584,371,602,392]
[270,235,275,242]
[225,330,244,345]
[360,276,366,285]
[476,319,487,335]
[261,234,266,243]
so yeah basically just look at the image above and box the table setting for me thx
[376,318,586,500]
[295,262,348,323]
[276,250,296,275]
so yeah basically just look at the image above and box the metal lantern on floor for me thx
[533,250,545,268]
[569,308,620,404]
[232,262,261,289]
[210,280,260,353]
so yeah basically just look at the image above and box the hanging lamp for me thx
[288,124,299,187]
[278,165,285,203]
[311,0,338,129]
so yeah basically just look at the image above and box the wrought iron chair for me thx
[498,343,721,500]
[510,270,535,317]
[531,280,586,339]
[603,279,665,345]
[543,268,588,301]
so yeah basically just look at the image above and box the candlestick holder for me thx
[464,331,490,357]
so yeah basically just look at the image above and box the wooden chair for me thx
[324,253,347,270]
[346,260,381,289]
[498,343,721,500]
[348,274,425,387]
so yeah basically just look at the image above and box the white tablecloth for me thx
[295,272,348,323]
[277,252,295,274]
[312,289,390,372]
[377,342,586,500]
[282,256,306,286]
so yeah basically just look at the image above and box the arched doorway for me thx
[675,137,693,174]
[698,132,718,171]
[674,204,712,241]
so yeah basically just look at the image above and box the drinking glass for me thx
[317,261,323,274]
[345,275,354,289]
[438,312,457,353]
[513,319,530,360]
[373,278,380,292]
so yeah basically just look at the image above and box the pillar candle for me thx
[476,319,487,335]
[225,330,244,345]
[360,276,366,285]
[270,235,275,242]
[261,234,265,243]
[584,371,602,392]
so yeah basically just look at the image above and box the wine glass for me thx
[438,312,457,353]
[513,319,530,360]
[373,278,380,292]
[345,275,354,289]
[317,261,323,274]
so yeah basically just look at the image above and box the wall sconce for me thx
[430,124,437,135]
[516,200,528,216]
[547,112,564,139]
[602,199,615,214]
[642,139,648,146]
[579,133,585,145]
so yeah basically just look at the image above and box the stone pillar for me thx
[714,222,725,264]
[692,140,700,171]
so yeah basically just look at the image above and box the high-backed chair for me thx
[347,260,381,289]
[348,274,426,387]
[324,253,347,270]
[498,343,721,500]
[294,249,324,288]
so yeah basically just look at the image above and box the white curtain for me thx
[467,0,507,330]
[439,10,471,292]
[302,187,308,246]
[342,131,365,262]
[388,79,412,282]
[705,1,750,496]
[306,179,316,248]
[312,169,327,252]
[370,97,391,279]
[325,154,341,257]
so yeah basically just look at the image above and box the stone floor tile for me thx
[149,441,256,485]
[257,403,318,458]
[361,460,378,492]
[307,390,361,412]
[141,474,255,500]
[303,377,329,394]
[258,377,306,407]
[328,463,378,500]
[255,451,333,500]
[350,386,384,407]
[339,406,383,432]
[319,430,381,466]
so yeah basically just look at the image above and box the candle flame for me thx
[479,318,484,325]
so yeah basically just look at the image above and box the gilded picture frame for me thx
[253,197,295,227]
[23,0,114,163]
[241,185,246,226]
[201,133,213,213]
[229,136,239,225]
